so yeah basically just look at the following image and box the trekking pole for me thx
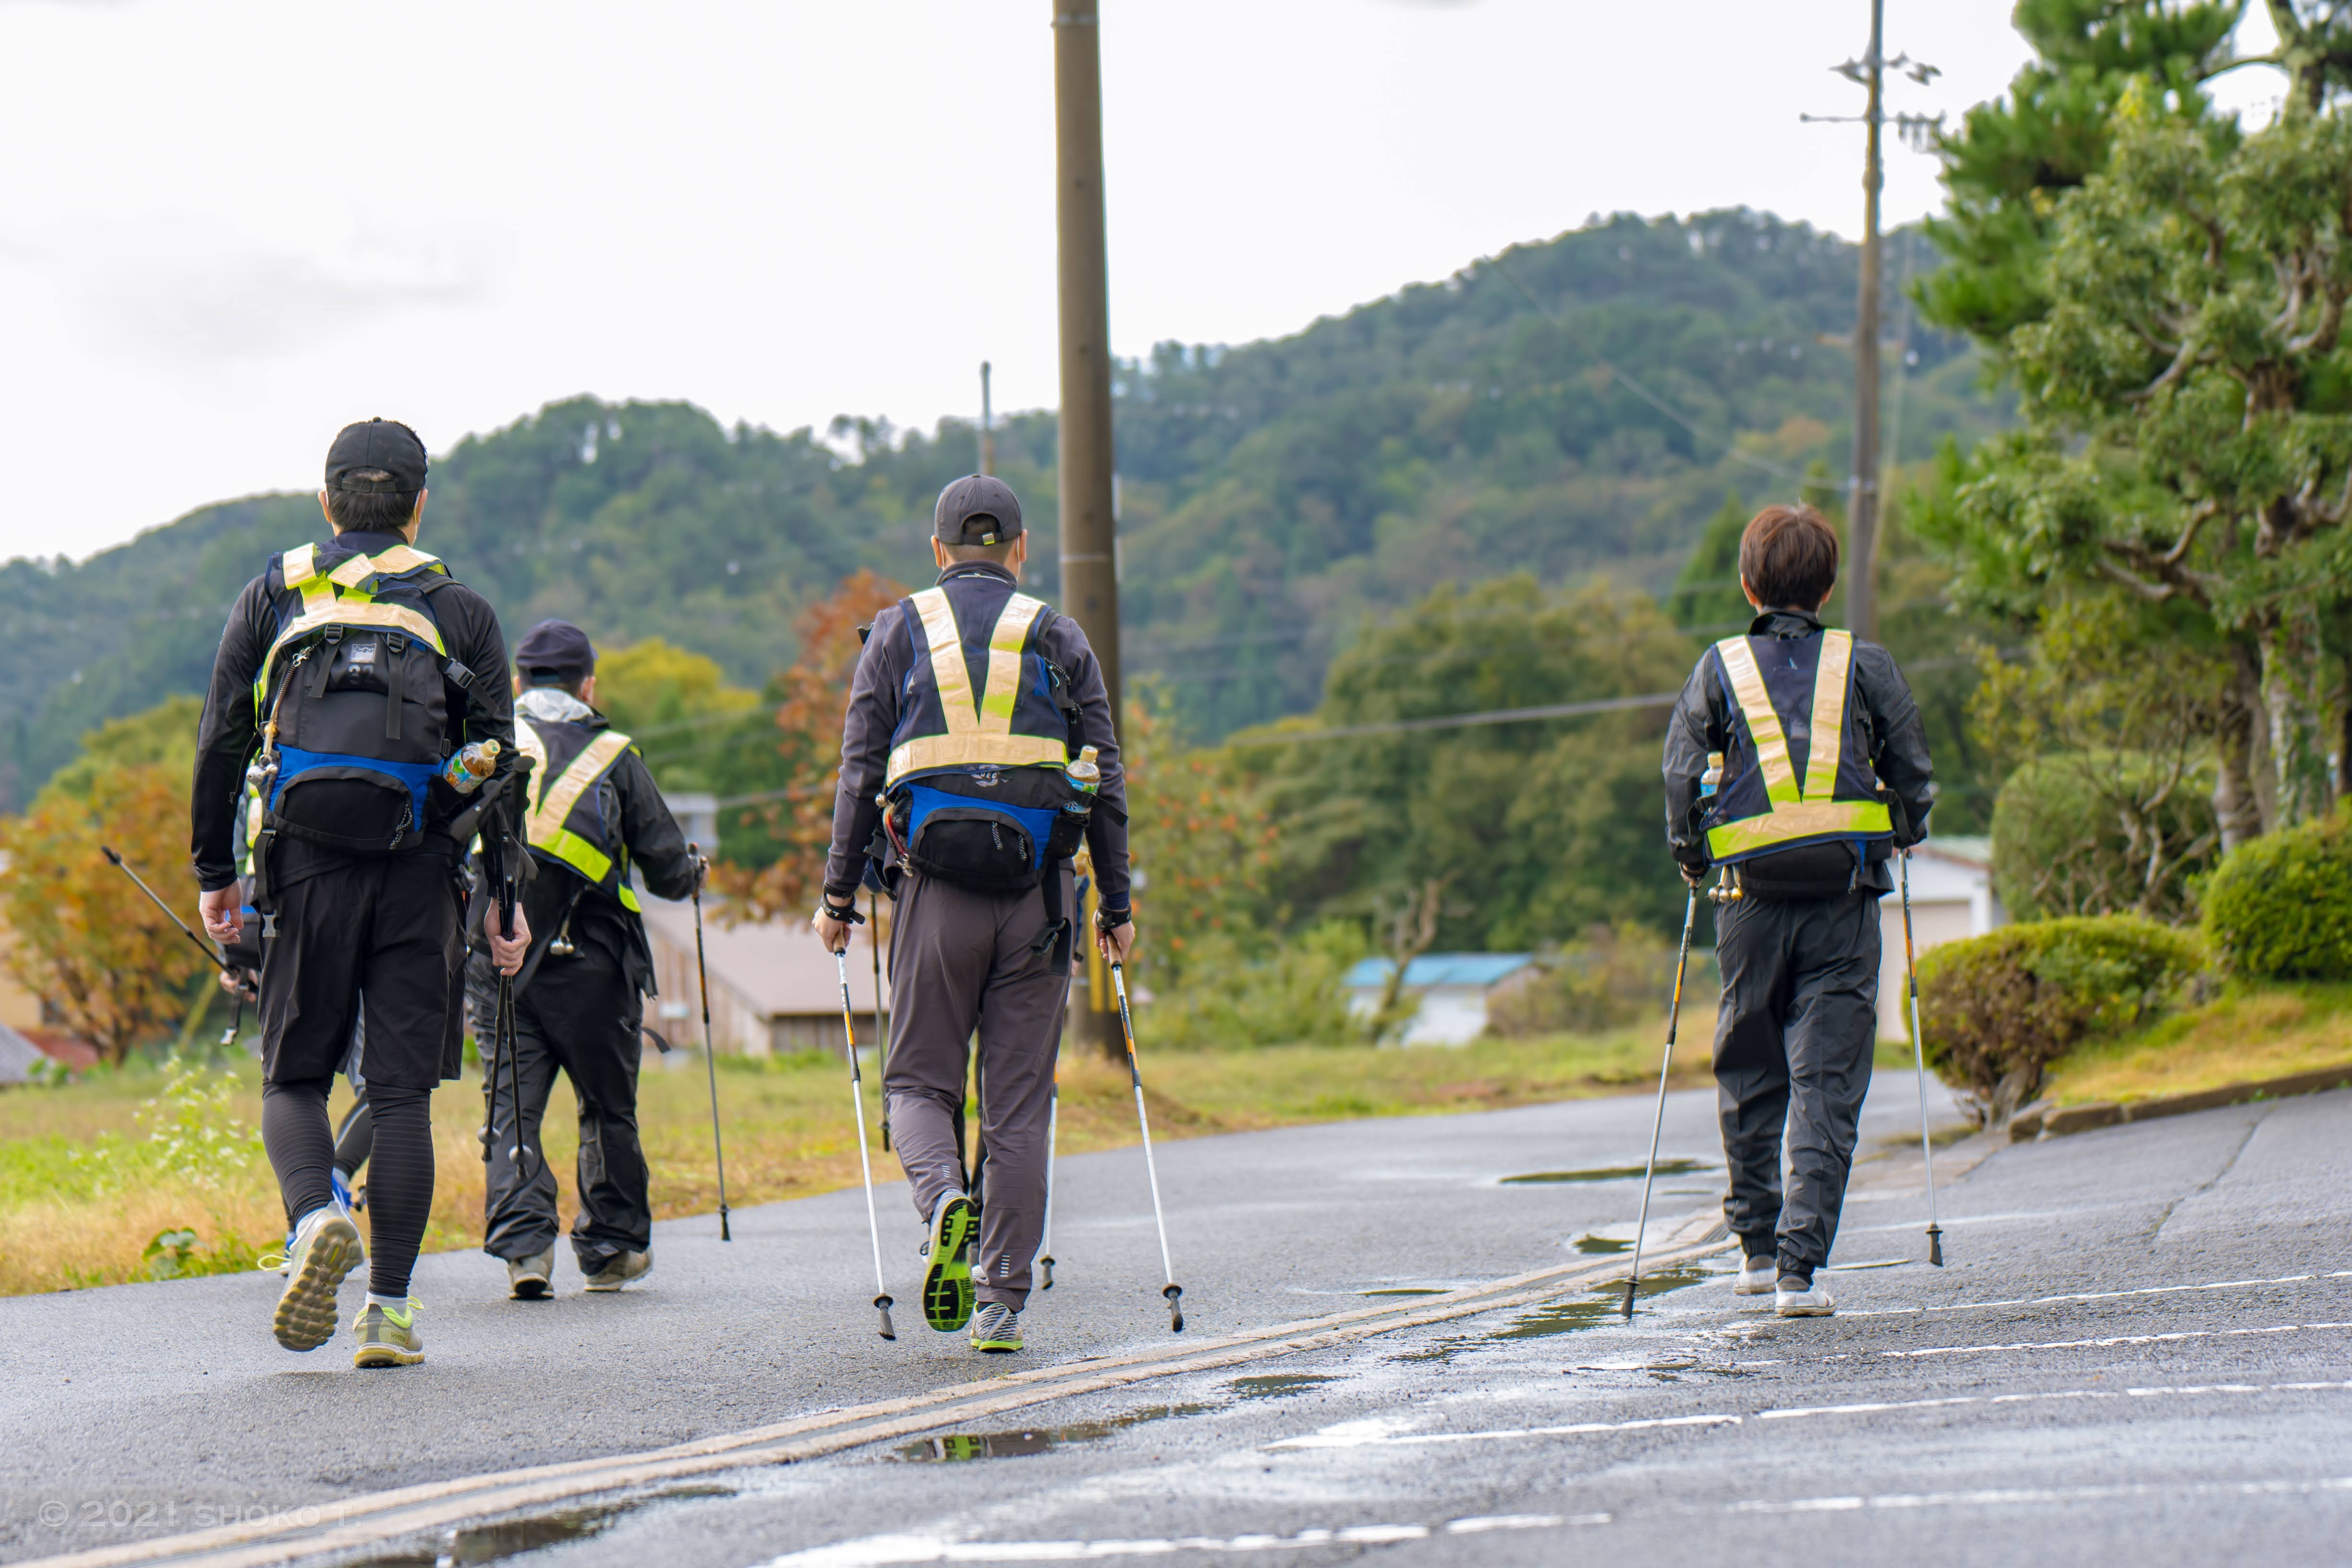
[1900,849,1946,1266]
[1108,960,1183,1332]
[1038,1057,1060,1289]
[490,768,536,1187]
[835,944,896,1340]
[100,846,229,974]
[1623,882,1700,1319]
[870,888,888,1151]
[687,846,732,1242]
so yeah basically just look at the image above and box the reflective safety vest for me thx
[883,583,1075,788]
[514,716,642,910]
[1701,628,1893,863]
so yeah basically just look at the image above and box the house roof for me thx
[638,897,891,1019]
[0,1021,45,1083]
[1343,953,1536,991]
[1918,834,1992,868]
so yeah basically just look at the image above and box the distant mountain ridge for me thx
[0,208,2005,808]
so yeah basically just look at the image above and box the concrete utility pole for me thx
[979,361,996,477]
[1055,1,1121,1055]
[1848,0,1885,644]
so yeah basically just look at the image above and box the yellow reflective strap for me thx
[619,884,642,912]
[537,826,614,886]
[1706,799,1893,860]
[885,732,1073,786]
[1802,631,1854,803]
[529,730,632,851]
[981,596,1047,732]
[257,599,447,696]
[514,719,549,777]
[282,543,320,588]
[367,545,443,578]
[910,588,978,736]
[328,552,378,589]
[1714,636,1799,804]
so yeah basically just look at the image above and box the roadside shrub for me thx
[1917,915,2205,1128]
[1989,751,2218,922]
[1143,921,1366,1049]
[2202,806,2352,980]
[1489,923,1681,1037]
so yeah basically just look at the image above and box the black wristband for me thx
[1095,906,1132,931]
[818,895,865,925]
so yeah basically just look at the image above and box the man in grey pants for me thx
[814,475,1134,1354]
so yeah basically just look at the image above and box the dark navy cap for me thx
[515,619,597,683]
[325,418,428,493]
[933,474,1023,545]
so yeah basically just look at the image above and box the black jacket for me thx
[189,529,517,894]
[1661,608,1936,892]
[822,561,1132,911]
[468,710,701,1000]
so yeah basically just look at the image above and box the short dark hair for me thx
[1739,504,1840,609]
[523,669,591,699]
[942,538,1019,565]
[325,470,421,533]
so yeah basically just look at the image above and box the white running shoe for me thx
[1774,1277,1837,1317]
[1734,1256,1777,1296]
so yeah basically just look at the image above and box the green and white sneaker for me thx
[271,1207,364,1352]
[352,1298,424,1367]
[970,1301,1023,1353]
[921,1191,977,1334]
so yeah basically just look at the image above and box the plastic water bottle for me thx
[441,739,500,795]
[1065,744,1101,792]
[1699,751,1723,800]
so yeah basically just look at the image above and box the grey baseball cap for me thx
[933,474,1023,545]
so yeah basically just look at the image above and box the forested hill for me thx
[0,208,2004,808]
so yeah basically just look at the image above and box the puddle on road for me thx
[1394,1268,1711,1362]
[1572,1235,1631,1255]
[353,1489,731,1567]
[893,1403,1215,1463]
[1225,1374,1340,1401]
[1502,1160,1711,1184]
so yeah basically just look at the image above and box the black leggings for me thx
[263,1078,434,1299]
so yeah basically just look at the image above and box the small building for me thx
[1877,835,2005,1041]
[1342,953,1537,1046]
[638,894,890,1056]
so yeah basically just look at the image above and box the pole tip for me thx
[876,1295,897,1340]
[1621,1278,1637,1319]
[101,845,122,864]
[1164,1282,1184,1333]
[1927,1226,1944,1268]
[1039,1256,1055,1290]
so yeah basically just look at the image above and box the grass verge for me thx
[2042,981,2352,1107]
[0,1016,1718,1297]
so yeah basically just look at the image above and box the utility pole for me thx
[1803,5,1940,645]
[979,361,995,477]
[1055,1,1122,1056]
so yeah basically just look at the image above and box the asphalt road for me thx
[2,1071,2346,1568]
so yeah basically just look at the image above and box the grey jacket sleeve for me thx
[822,604,909,903]
[1854,642,1935,846]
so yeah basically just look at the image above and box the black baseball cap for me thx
[515,619,597,684]
[933,475,1023,545]
[325,418,428,493]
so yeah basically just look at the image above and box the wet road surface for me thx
[4,1077,2346,1567]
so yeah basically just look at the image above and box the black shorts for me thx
[258,853,467,1090]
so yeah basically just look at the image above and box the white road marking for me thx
[1756,1380,2352,1422]
[1263,1413,1742,1451]
[1729,1477,2352,1515]
[1843,1269,2352,1318]
[757,1513,1607,1565]
[1876,1321,2352,1358]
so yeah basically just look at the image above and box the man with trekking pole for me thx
[468,619,704,1300]
[192,418,531,1367]
[813,475,1134,1354]
[1658,503,1935,1318]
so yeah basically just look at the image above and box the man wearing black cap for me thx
[814,475,1134,1354]
[192,418,530,1368]
[469,618,702,1299]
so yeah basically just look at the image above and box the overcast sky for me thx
[0,0,2297,562]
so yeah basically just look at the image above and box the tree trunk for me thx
[2259,609,2333,829]
[2214,650,2265,852]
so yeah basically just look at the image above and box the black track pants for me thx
[884,869,1071,1313]
[1709,887,1880,1274]
[474,951,651,1268]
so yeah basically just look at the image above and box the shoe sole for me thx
[272,1216,363,1352]
[1776,1302,1836,1317]
[923,1197,976,1333]
[352,1341,424,1368]
[1733,1279,1776,1296]
[509,1276,551,1301]
[971,1340,1023,1353]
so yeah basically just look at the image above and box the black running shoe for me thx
[921,1191,976,1333]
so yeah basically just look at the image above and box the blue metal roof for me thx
[1342,953,1536,991]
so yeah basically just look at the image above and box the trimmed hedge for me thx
[1917,915,2204,1128]
[2203,806,2352,980]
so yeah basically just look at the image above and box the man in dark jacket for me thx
[814,475,1133,1355]
[468,619,703,1298]
[193,417,529,1368]
[1661,503,1934,1318]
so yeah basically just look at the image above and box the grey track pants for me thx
[1709,887,1880,1274]
[884,867,1072,1311]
